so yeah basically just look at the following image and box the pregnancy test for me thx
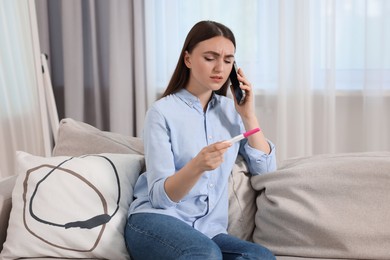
[226,128,261,144]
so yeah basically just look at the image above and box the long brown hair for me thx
[161,21,236,98]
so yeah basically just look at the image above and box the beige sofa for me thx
[1,118,390,259]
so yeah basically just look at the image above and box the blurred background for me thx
[1,0,389,179]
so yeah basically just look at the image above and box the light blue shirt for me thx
[128,89,276,238]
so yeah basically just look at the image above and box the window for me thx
[144,0,390,91]
[0,0,40,117]
[0,0,46,179]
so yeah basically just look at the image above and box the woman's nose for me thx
[214,59,224,72]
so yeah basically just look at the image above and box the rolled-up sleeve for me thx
[240,140,277,175]
[148,178,177,209]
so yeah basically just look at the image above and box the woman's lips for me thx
[210,76,223,83]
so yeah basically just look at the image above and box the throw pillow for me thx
[0,151,144,259]
[251,151,390,260]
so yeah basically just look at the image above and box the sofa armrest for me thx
[0,175,17,252]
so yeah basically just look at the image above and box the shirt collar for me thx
[175,89,220,110]
[175,89,199,108]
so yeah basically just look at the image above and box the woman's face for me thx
[184,36,235,95]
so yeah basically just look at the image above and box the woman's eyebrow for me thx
[203,51,235,59]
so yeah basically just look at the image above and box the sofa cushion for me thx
[0,151,144,259]
[251,152,390,260]
[52,118,144,157]
[227,155,257,241]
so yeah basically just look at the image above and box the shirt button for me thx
[208,135,212,139]
[209,183,214,189]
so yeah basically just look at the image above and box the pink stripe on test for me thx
[243,128,260,138]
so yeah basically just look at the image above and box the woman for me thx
[125,20,277,260]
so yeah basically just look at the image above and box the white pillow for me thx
[0,151,144,260]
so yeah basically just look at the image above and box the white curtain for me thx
[0,0,47,179]
[275,0,390,160]
[35,0,152,137]
[31,0,390,165]
[144,0,390,162]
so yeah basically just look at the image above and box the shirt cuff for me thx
[150,178,178,209]
[244,140,277,174]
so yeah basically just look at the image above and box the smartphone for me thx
[229,62,245,105]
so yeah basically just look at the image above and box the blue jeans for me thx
[125,213,276,260]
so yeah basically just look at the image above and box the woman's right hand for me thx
[164,141,231,202]
[193,141,232,172]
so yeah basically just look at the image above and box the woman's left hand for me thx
[229,67,271,154]
[230,67,255,120]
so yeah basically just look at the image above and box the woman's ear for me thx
[184,51,191,68]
